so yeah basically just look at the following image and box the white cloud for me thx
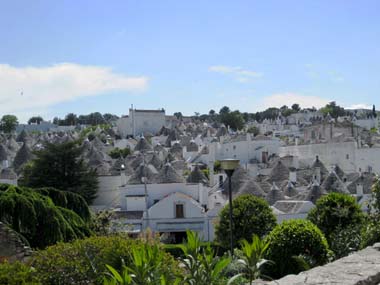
[262,93,330,109]
[209,65,262,82]
[0,63,148,121]
[345,103,372,110]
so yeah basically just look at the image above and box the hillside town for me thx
[1,103,379,244]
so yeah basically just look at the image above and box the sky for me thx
[0,0,379,122]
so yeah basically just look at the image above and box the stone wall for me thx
[0,222,32,262]
[255,243,380,285]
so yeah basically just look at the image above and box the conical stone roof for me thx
[128,164,159,184]
[222,165,250,194]
[267,161,290,184]
[282,181,298,197]
[134,137,153,152]
[237,178,266,198]
[13,143,33,172]
[157,163,185,183]
[187,165,209,185]
[149,153,163,169]
[186,140,199,152]
[266,182,285,205]
[0,144,8,161]
[321,170,349,194]
[312,156,329,181]
[306,180,327,204]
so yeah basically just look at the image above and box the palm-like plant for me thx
[228,235,272,285]
[104,243,181,285]
[179,230,231,285]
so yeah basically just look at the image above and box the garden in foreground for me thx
[1,176,380,284]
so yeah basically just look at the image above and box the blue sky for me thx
[0,0,379,122]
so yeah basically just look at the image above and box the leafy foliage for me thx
[179,230,231,285]
[219,108,245,131]
[104,243,180,285]
[247,126,259,136]
[28,116,44,125]
[0,261,41,285]
[0,114,18,133]
[32,235,179,285]
[22,141,98,203]
[0,184,92,248]
[109,147,131,159]
[319,101,346,119]
[307,193,364,237]
[265,219,331,278]
[307,193,364,258]
[215,195,276,249]
[229,235,271,285]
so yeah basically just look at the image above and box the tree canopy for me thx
[28,116,44,125]
[0,184,92,248]
[0,115,18,133]
[215,194,276,249]
[22,141,98,204]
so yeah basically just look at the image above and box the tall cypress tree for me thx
[22,141,98,204]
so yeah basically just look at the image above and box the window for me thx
[346,154,349,160]
[175,204,184,218]
[233,145,236,150]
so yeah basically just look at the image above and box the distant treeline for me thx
[52,112,119,126]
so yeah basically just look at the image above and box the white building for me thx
[116,109,166,138]
[186,134,282,165]
[93,181,225,242]
[280,141,380,174]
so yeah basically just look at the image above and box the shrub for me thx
[31,235,179,285]
[307,193,364,238]
[0,184,92,249]
[307,193,365,258]
[265,220,330,278]
[361,217,380,248]
[215,194,276,249]
[0,261,41,285]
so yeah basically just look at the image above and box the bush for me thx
[215,194,276,249]
[361,217,380,248]
[307,193,364,258]
[31,235,179,285]
[307,193,364,238]
[265,220,331,278]
[0,261,41,285]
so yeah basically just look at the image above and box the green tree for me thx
[307,193,364,239]
[219,106,230,115]
[0,184,92,248]
[215,195,276,249]
[291,103,301,112]
[28,116,44,125]
[320,101,346,119]
[265,220,330,278]
[22,141,98,203]
[64,113,78,126]
[307,193,364,258]
[0,115,18,133]
[32,235,180,285]
[247,126,259,136]
[173,112,183,120]
[220,111,245,131]
[109,147,131,159]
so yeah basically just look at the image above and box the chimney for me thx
[356,183,363,197]
[289,170,297,183]
[208,161,215,187]
[314,167,321,184]
[2,160,9,169]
